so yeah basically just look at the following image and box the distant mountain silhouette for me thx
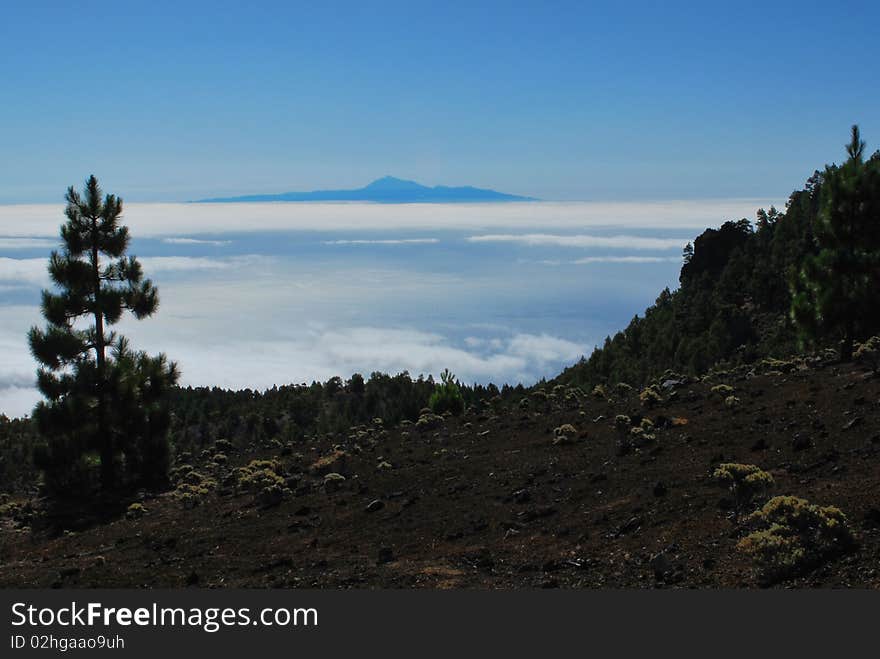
[196,176,536,203]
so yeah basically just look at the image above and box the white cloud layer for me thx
[0,320,587,418]
[0,237,58,249]
[0,257,47,285]
[0,202,703,418]
[0,255,264,286]
[322,238,440,245]
[467,233,686,250]
[161,237,232,246]
[537,255,683,265]
[0,199,782,238]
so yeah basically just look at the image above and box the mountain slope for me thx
[196,176,536,203]
[1,359,877,588]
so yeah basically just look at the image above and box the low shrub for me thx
[639,386,662,408]
[415,412,444,431]
[323,472,346,492]
[855,336,880,372]
[759,358,797,374]
[737,496,855,583]
[712,463,773,516]
[629,426,656,444]
[125,502,147,519]
[711,384,734,398]
[236,459,291,507]
[552,424,578,445]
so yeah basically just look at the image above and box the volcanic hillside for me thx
[1,356,878,589]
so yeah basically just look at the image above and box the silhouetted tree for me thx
[28,176,178,495]
[791,126,880,360]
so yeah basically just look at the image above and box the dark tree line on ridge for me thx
[555,126,880,389]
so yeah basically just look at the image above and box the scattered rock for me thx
[615,516,642,536]
[59,567,80,579]
[750,437,768,451]
[512,488,531,503]
[792,433,812,451]
[842,416,863,430]
[365,499,384,513]
[377,547,394,565]
[863,507,880,528]
[649,552,671,579]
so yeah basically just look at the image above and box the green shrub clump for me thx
[428,369,465,416]
[711,384,734,397]
[236,459,291,508]
[629,426,656,444]
[552,424,578,445]
[415,412,444,431]
[737,496,855,583]
[639,385,662,408]
[170,466,217,508]
[713,463,773,516]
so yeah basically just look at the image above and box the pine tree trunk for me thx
[91,224,113,491]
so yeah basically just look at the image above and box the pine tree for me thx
[791,126,880,360]
[28,176,179,495]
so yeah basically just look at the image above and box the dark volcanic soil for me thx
[1,361,879,589]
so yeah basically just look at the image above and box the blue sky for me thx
[1,1,878,203]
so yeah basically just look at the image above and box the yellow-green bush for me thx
[629,426,656,444]
[711,384,734,397]
[855,336,880,372]
[235,459,290,507]
[552,424,578,445]
[236,459,284,491]
[713,463,773,515]
[639,386,662,408]
[415,412,444,431]
[759,358,797,374]
[737,496,855,583]
[125,502,147,519]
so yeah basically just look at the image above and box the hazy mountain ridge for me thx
[196,176,536,203]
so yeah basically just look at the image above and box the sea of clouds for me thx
[0,199,780,417]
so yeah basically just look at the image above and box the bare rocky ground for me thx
[1,360,878,589]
